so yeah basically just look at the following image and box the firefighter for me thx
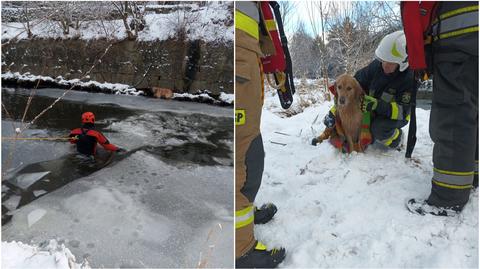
[69,112,124,157]
[402,1,478,216]
[235,1,286,267]
[313,31,415,150]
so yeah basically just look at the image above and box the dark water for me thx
[1,89,233,225]
[1,90,136,131]
[143,142,232,166]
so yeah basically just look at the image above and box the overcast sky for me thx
[282,1,400,38]
[283,1,352,38]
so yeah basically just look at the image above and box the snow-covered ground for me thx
[2,240,89,269]
[254,83,478,267]
[1,2,233,43]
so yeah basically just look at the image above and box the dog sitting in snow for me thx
[151,87,173,99]
[312,74,372,153]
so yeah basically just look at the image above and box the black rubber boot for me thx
[236,241,286,268]
[254,203,278,224]
[406,198,463,217]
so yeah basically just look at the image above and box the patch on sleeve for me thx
[402,92,411,104]
[235,109,246,125]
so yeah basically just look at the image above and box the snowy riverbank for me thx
[254,82,478,268]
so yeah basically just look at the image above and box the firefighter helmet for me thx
[375,30,409,72]
[81,112,95,124]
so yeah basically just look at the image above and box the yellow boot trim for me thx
[432,179,472,190]
[384,128,400,146]
[433,168,474,176]
[255,241,267,251]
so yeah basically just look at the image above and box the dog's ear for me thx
[354,79,364,101]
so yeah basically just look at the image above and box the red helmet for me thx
[81,112,95,124]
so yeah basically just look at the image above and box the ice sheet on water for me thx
[8,88,232,117]
[108,110,231,157]
[33,190,48,197]
[2,120,72,170]
[8,171,50,190]
[2,151,233,268]
[4,195,21,211]
[27,208,47,228]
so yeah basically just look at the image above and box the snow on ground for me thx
[2,240,89,269]
[173,92,234,105]
[254,85,478,268]
[1,2,232,43]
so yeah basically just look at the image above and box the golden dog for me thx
[315,74,365,152]
[152,87,173,99]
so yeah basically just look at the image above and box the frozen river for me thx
[1,88,233,267]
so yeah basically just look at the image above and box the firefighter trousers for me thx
[235,44,264,258]
[371,117,408,148]
[428,52,479,207]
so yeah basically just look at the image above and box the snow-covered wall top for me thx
[1,2,233,44]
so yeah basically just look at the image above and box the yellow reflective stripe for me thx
[406,114,411,121]
[255,241,267,251]
[330,106,336,114]
[235,215,254,229]
[235,205,253,216]
[384,128,400,146]
[435,5,479,22]
[235,10,259,40]
[434,26,479,41]
[265,19,277,31]
[433,168,475,176]
[391,102,399,120]
[432,179,472,190]
[235,206,254,229]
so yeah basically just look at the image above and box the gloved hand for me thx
[311,138,320,146]
[362,95,378,112]
[323,113,335,128]
[116,148,127,153]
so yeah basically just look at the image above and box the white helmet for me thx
[375,30,409,72]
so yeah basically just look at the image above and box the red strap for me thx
[260,2,286,73]
[401,1,430,70]
[328,84,336,96]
